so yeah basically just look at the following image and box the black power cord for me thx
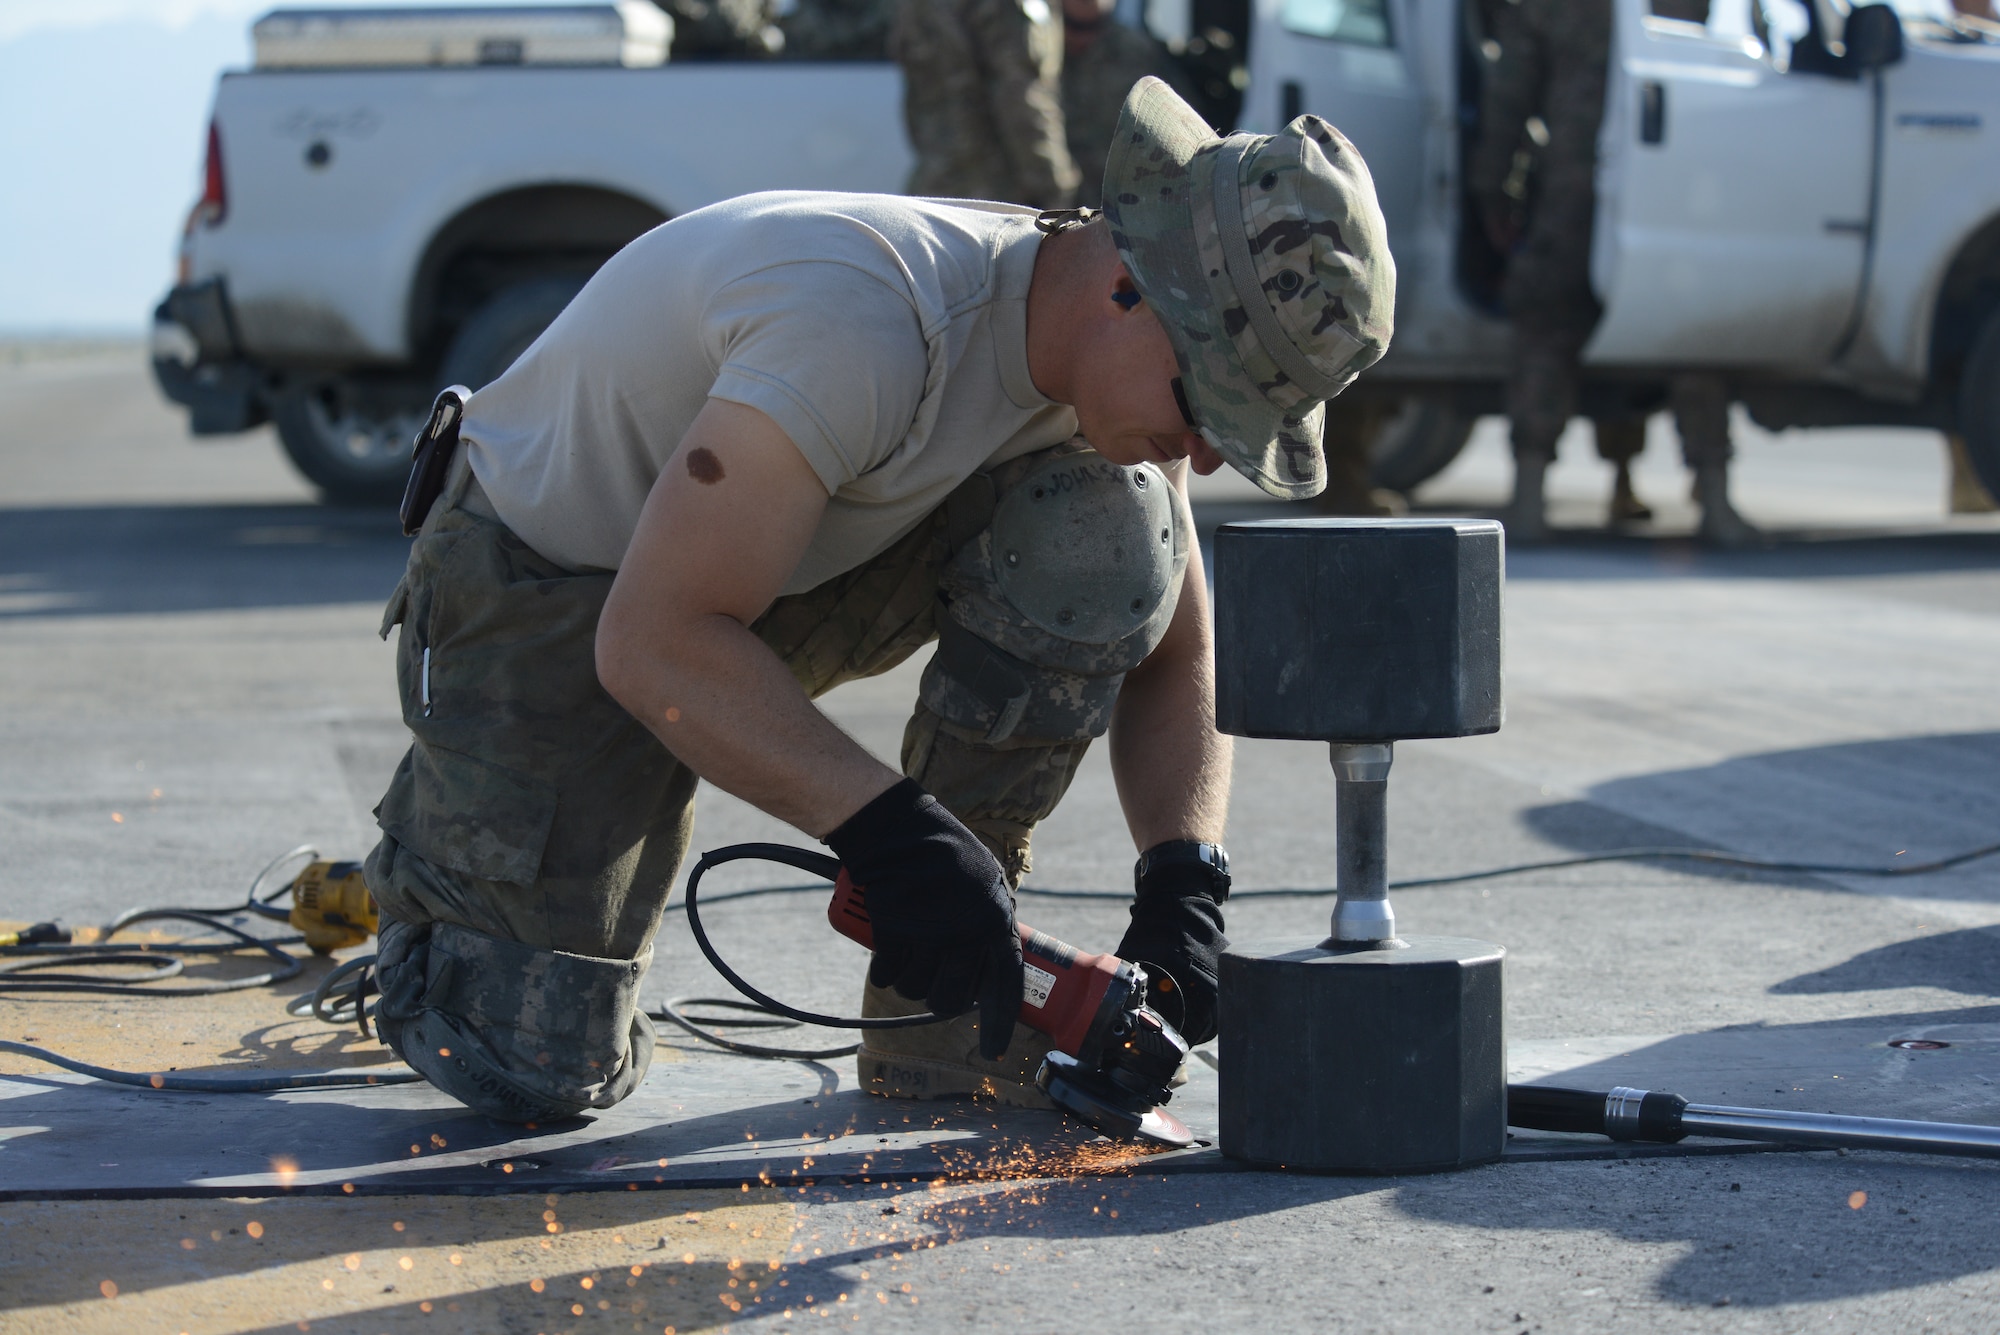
[652,843,947,1061]
[10,838,1998,1083]
[649,838,2000,1061]
[0,845,317,997]
[0,1038,417,1093]
[1010,840,2000,901]
[0,847,418,1092]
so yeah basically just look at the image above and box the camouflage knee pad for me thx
[923,444,1190,744]
[906,444,1192,880]
[374,915,654,1124]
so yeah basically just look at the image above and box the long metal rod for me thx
[1509,1084,2000,1163]
[1680,1103,2000,1161]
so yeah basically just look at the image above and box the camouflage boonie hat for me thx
[1102,77,1396,499]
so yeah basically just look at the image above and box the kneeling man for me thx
[365,79,1395,1121]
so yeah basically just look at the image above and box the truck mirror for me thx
[1843,4,1905,70]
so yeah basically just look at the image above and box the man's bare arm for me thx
[595,399,902,838]
[1106,467,1232,851]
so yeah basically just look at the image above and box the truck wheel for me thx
[273,382,429,508]
[1369,397,1477,494]
[1958,310,2000,502]
[439,276,588,393]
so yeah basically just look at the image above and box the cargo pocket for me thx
[378,574,411,641]
[375,741,558,890]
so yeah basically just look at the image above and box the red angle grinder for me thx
[682,843,1196,1148]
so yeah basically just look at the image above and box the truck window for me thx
[1648,0,1814,69]
[1749,0,1814,66]
[1277,0,1391,46]
[1645,0,1763,43]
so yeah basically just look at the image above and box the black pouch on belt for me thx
[398,384,472,537]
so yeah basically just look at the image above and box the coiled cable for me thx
[0,847,414,1091]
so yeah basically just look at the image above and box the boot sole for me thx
[857,1048,1055,1110]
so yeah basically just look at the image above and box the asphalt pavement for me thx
[4,343,2000,1333]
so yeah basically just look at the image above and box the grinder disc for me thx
[1039,1053,1196,1149]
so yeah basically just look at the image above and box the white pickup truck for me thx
[154,0,2000,504]
[153,3,917,501]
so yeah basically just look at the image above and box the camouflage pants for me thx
[1505,299,1599,466]
[1511,363,1735,471]
[365,444,1158,1122]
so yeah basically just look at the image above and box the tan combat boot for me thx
[855,977,1055,1109]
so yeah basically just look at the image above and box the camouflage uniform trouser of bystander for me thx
[1531,378,1735,476]
[364,441,1188,1123]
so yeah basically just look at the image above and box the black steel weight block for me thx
[1219,937,1506,1173]
[1213,518,1503,742]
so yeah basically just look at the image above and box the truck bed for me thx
[190,60,910,363]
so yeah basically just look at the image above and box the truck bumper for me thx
[150,279,269,436]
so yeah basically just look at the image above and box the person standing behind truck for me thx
[892,0,1080,207]
[1472,0,1756,546]
[1059,0,1191,208]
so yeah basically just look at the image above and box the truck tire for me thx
[1958,309,2000,502]
[273,382,430,508]
[1369,397,1477,495]
[438,276,588,393]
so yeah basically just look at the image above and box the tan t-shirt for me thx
[460,191,1079,594]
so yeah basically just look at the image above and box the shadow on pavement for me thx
[0,503,409,618]
[1411,1003,2000,1309]
[8,499,1990,621]
[1517,732,2000,902]
[1432,518,2000,583]
[1772,928,2000,998]
[1393,1144,2000,1310]
[0,1181,772,1324]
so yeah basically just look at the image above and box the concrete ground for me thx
[3,345,2000,1332]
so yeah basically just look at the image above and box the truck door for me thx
[1585,0,1872,367]
[1239,0,1428,245]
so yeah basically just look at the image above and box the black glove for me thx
[1117,840,1229,1046]
[824,778,1022,1059]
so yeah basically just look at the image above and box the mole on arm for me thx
[685,447,725,485]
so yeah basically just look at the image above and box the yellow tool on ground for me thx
[288,860,377,953]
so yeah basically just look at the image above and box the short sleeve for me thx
[703,262,931,494]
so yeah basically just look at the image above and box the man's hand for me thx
[826,779,1024,1059]
[596,398,903,837]
[1117,840,1228,1046]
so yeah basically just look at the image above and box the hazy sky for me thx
[0,1,553,332]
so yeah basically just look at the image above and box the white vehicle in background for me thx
[153,4,912,502]
[1238,0,2000,496]
[155,0,2000,504]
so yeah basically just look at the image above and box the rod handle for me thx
[1507,1084,1690,1143]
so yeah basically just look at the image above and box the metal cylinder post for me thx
[1330,742,1395,944]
